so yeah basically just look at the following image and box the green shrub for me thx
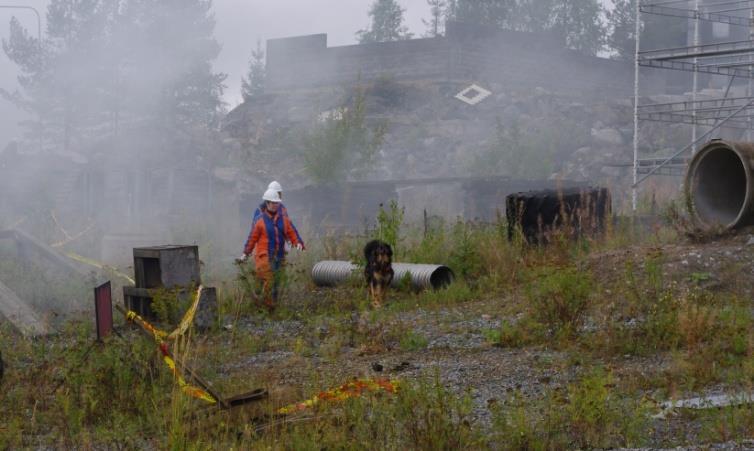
[376,199,404,252]
[566,368,648,448]
[498,317,546,348]
[447,220,485,282]
[299,86,386,183]
[259,377,482,450]
[405,220,448,265]
[526,266,593,339]
[399,330,429,352]
[149,287,202,325]
[418,281,474,306]
[492,369,649,449]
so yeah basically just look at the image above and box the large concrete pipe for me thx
[685,140,754,230]
[311,260,454,290]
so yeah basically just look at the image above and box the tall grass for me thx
[5,204,754,447]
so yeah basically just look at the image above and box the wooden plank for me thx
[0,279,48,337]
[226,388,268,407]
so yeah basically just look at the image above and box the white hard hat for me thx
[262,188,281,202]
[268,180,283,192]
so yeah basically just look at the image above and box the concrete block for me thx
[195,287,217,331]
[133,245,201,289]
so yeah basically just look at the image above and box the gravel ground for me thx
[201,233,754,446]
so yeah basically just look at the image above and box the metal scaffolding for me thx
[632,0,754,209]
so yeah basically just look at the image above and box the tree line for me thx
[2,0,225,161]
[2,0,686,165]
[357,0,685,59]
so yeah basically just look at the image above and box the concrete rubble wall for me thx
[265,23,641,99]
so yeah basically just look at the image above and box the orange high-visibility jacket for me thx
[251,203,304,248]
[244,208,301,268]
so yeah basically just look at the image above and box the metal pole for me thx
[634,97,754,187]
[749,5,753,140]
[692,0,700,153]
[633,0,642,211]
[0,5,41,44]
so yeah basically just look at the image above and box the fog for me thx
[0,0,432,143]
[0,0,455,286]
[0,0,672,290]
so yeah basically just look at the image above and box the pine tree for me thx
[241,39,266,101]
[444,0,515,28]
[444,0,607,56]
[515,0,557,32]
[118,0,226,130]
[2,0,226,156]
[607,0,687,60]
[550,0,606,55]
[422,0,446,37]
[2,0,121,151]
[606,0,636,59]
[356,0,413,43]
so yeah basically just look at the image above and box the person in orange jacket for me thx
[241,188,303,311]
[252,181,305,249]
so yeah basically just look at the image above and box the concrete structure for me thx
[265,22,636,99]
[240,177,590,234]
[132,245,201,289]
[124,245,202,320]
[685,140,754,230]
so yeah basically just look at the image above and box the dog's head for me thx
[365,240,393,265]
[374,243,392,265]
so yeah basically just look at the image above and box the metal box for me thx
[123,286,155,320]
[133,245,201,289]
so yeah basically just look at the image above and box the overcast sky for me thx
[214,0,433,107]
[0,0,612,146]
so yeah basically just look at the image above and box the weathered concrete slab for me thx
[0,228,91,334]
[0,228,89,276]
[0,279,48,336]
[195,287,217,331]
[10,228,89,276]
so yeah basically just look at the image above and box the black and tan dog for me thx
[364,239,394,308]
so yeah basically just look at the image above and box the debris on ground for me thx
[277,378,399,415]
[653,392,754,419]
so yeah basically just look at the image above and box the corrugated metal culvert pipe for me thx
[685,140,754,230]
[311,261,359,287]
[311,261,454,290]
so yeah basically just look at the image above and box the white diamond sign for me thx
[454,84,492,105]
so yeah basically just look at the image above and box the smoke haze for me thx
[0,0,434,149]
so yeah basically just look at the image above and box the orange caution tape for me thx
[277,378,399,415]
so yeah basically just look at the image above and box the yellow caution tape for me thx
[63,251,135,284]
[162,350,216,404]
[124,286,216,404]
[167,286,203,340]
[126,310,167,341]
[277,378,399,415]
